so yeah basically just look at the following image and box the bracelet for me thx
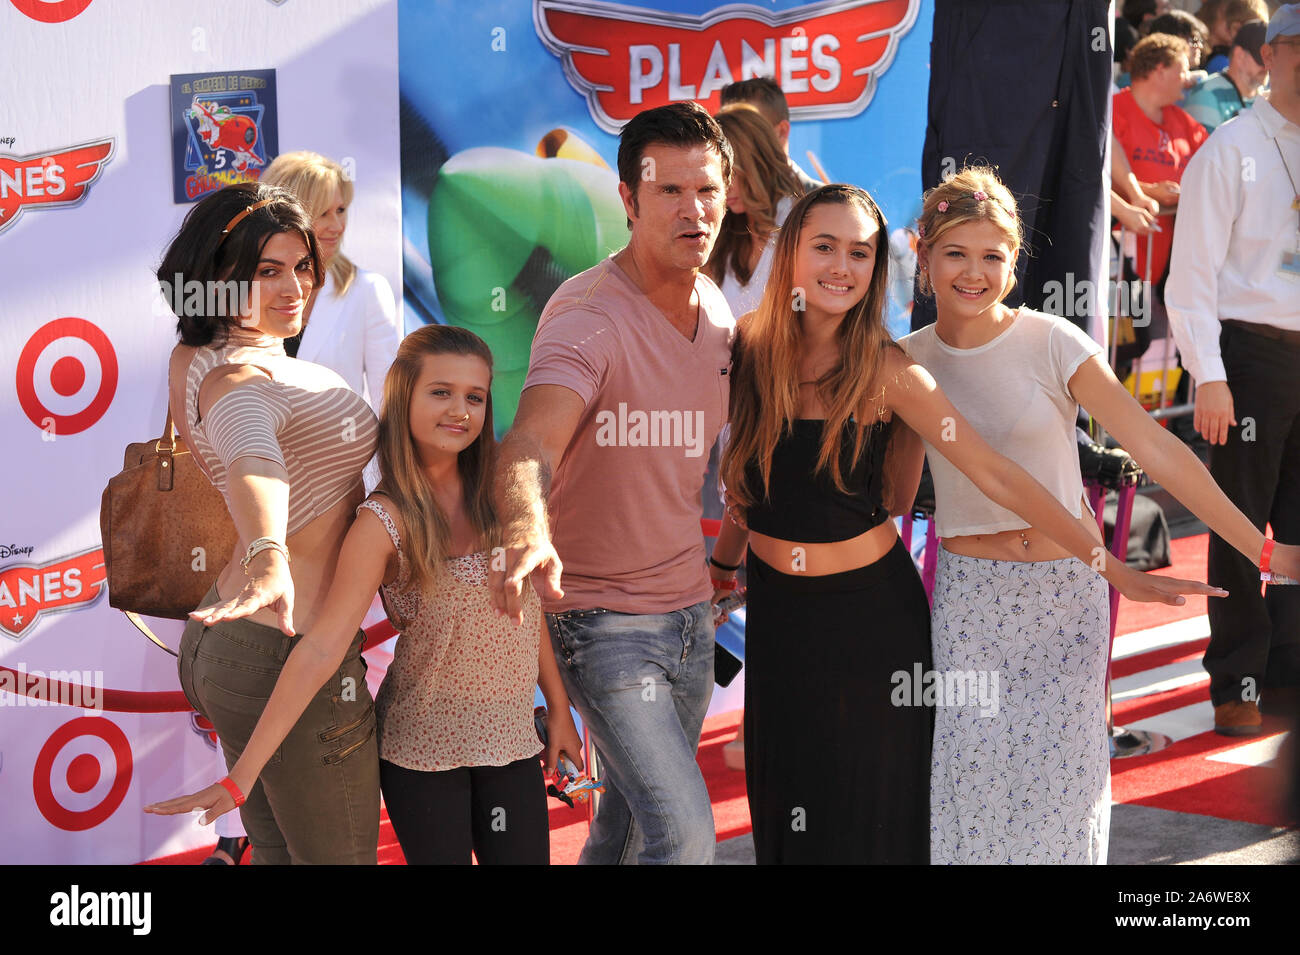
[218,776,246,807]
[711,576,739,592]
[1261,538,1275,577]
[708,555,740,573]
[241,537,289,572]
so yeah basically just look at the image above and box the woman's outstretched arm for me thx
[144,508,394,824]
[1070,355,1300,581]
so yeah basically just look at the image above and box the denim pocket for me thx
[198,672,283,765]
[200,673,273,713]
[547,609,609,666]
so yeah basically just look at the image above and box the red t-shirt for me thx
[1112,88,1208,281]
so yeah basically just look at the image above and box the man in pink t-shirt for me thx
[491,102,736,864]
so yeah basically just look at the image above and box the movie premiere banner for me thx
[399,0,933,432]
[0,0,399,864]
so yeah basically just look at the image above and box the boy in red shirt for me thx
[1113,33,1209,281]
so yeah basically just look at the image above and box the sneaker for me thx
[1213,700,1263,736]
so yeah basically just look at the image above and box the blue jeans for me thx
[546,601,716,864]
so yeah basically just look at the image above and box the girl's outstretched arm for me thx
[144,507,395,824]
[1070,355,1300,581]
[882,347,1227,606]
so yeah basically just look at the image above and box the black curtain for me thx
[912,0,1112,334]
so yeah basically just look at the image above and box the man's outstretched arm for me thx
[491,384,586,622]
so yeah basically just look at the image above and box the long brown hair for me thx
[720,184,895,510]
[706,104,804,287]
[375,324,498,596]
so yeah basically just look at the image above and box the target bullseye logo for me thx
[33,716,133,831]
[8,0,95,23]
[16,317,118,435]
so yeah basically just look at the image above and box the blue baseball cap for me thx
[1267,4,1300,43]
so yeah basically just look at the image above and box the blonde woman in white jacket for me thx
[264,151,400,411]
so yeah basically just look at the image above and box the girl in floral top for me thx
[149,325,583,864]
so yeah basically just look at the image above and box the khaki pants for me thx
[178,584,380,864]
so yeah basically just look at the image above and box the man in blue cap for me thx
[1167,3,1300,735]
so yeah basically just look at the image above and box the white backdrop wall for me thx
[0,0,400,863]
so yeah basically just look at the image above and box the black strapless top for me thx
[743,417,892,543]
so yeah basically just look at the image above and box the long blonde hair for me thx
[706,104,804,287]
[720,184,896,510]
[376,325,498,598]
[262,151,357,295]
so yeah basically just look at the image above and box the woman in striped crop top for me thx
[149,324,583,865]
[148,183,382,863]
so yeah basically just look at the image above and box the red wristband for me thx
[711,576,738,592]
[218,776,246,807]
[1261,538,1275,576]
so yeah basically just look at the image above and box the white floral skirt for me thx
[929,547,1111,864]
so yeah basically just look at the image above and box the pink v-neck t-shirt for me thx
[524,257,736,614]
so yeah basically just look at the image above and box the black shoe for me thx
[201,836,250,865]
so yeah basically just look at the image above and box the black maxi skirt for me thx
[744,536,933,864]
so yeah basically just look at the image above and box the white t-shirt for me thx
[900,308,1103,538]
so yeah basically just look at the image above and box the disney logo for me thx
[0,137,15,149]
[0,544,35,559]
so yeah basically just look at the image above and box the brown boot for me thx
[1213,700,1263,736]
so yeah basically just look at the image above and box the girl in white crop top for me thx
[903,166,1300,865]
[150,325,583,865]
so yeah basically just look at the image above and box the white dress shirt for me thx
[296,267,401,411]
[1165,96,1300,384]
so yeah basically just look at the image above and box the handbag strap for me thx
[159,407,177,453]
[124,611,178,657]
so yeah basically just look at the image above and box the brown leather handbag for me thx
[99,409,237,623]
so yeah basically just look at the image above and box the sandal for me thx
[201,835,250,865]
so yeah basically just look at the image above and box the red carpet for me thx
[147,533,1294,864]
[1113,532,1211,636]
[144,710,752,865]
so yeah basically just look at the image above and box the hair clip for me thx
[917,223,926,238]
[936,200,949,212]
[972,190,989,202]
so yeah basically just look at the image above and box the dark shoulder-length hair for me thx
[157,182,322,346]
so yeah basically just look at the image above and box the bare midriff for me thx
[211,484,366,633]
[939,495,1104,563]
[748,517,899,576]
